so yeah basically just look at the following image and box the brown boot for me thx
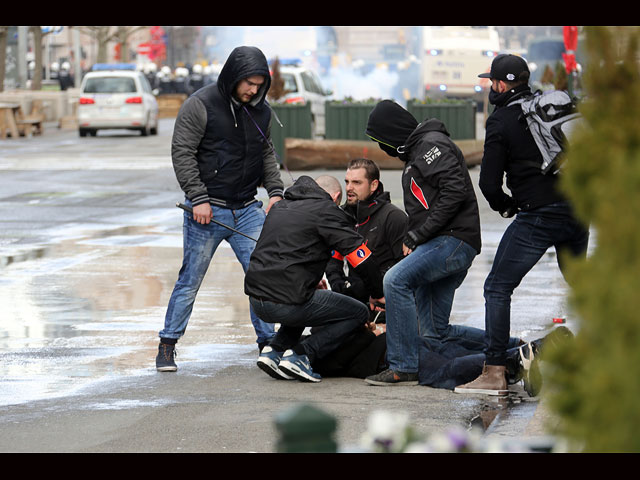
[454,363,508,396]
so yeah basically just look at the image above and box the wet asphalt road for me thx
[0,118,581,452]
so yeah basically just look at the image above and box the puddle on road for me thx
[466,388,540,439]
[0,221,263,407]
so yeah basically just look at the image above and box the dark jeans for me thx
[249,290,369,363]
[418,339,523,390]
[484,202,589,366]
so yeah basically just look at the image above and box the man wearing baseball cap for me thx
[455,54,589,396]
[478,52,530,84]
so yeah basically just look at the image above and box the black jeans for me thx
[484,202,589,366]
[418,340,524,390]
[249,290,369,363]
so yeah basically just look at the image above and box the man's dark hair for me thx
[347,158,380,183]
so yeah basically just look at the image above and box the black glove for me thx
[499,197,519,218]
[403,230,424,251]
[330,280,349,294]
[500,204,519,218]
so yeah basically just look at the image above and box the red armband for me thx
[345,244,372,268]
[331,250,344,261]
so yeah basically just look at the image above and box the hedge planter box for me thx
[407,101,477,140]
[324,102,377,141]
[270,103,313,164]
[324,101,476,142]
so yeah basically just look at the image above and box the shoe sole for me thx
[279,360,321,383]
[453,387,508,396]
[156,365,177,372]
[520,343,542,397]
[257,358,293,380]
[365,378,418,386]
[523,360,542,397]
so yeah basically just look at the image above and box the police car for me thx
[77,63,159,137]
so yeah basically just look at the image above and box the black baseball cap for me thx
[478,54,529,82]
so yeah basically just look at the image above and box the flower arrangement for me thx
[358,409,540,453]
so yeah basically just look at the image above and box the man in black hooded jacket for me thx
[156,46,284,372]
[245,175,385,383]
[363,100,504,386]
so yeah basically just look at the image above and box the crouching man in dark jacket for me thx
[245,175,385,383]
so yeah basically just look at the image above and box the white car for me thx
[279,65,332,137]
[78,66,159,137]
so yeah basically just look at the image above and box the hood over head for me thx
[405,118,450,147]
[217,46,271,108]
[365,100,418,158]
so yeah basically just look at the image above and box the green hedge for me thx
[407,100,476,140]
[324,100,477,141]
[269,103,313,164]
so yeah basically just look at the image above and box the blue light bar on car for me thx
[91,63,138,71]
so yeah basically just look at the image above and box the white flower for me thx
[360,410,414,453]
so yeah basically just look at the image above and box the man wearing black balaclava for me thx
[363,100,487,386]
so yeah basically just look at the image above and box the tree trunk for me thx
[0,27,8,92]
[30,26,43,90]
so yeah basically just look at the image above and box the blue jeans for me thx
[249,289,369,363]
[383,235,480,374]
[159,200,275,345]
[484,202,589,366]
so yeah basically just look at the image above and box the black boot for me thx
[156,342,177,372]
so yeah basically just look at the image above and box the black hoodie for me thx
[171,46,283,209]
[245,176,384,305]
[366,100,481,253]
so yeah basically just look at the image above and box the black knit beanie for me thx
[365,100,418,155]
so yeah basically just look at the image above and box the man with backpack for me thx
[455,54,589,396]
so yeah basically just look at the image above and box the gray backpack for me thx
[509,90,582,175]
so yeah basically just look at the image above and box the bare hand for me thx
[192,203,213,224]
[403,244,413,256]
[265,196,282,214]
[369,297,385,311]
[366,321,386,336]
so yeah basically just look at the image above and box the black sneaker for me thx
[365,368,418,386]
[156,343,177,372]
